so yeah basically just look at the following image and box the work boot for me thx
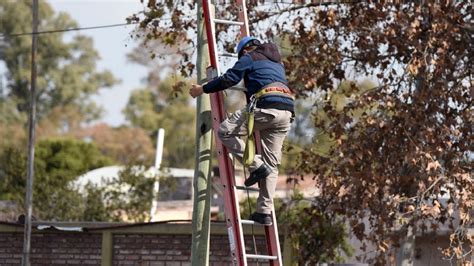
[244,164,271,187]
[249,212,272,225]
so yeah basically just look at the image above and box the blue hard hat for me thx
[236,36,260,56]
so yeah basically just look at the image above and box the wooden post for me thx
[190,1,213,265]
[101,231,113,266]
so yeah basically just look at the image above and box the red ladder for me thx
[202,0,282,265]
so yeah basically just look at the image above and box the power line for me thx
[0,22,138,38]
[0,1,355,39]
[0,14,196,39]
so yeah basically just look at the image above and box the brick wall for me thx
[113,234,191,265]
[112,234,273,266]
[0,232,102,265]
[0,222,287,266]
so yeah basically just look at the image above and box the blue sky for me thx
[49,0,148,126]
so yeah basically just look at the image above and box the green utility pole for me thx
[191,1,213,265]
[22,0,39,265]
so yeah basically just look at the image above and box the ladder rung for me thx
[240,219,271,226]
[246,254,278,260]
[213,19,245,26]
[218,52,238,58]
[235,186,259,192]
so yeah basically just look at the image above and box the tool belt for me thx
[253,87,295,101]
[243,84,293,166]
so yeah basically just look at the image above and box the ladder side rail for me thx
[236,1,282,264]
[237,0,250,37]
[265,212,282,265]
[202,1,247,265]
[209,93,247,264]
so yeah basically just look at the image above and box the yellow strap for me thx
[243,111,255,166]
[243,87,293,166]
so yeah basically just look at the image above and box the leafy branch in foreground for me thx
[133,1,472,263]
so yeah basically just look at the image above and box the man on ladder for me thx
[189,36,294,225]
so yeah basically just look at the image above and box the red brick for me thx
[5,258,21,264]
[165,250,182,255]
[141,255,157,260]
[150,250,165,255]
[83,259,100,264]
[172,255,189,261]
[125,254,140,260]
[149,262,165,266]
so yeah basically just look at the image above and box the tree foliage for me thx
[0,3,166,224]
[73,123,156,165]
[124,75,195,168]
[98,164,159,222]
[240,193,353,264]
[133,1,472,263]
[286,3,472,263]
[0,1,118,127]
[0,138,163,223]
[0,138,112,220]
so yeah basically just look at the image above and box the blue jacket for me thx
[203,43,294,113]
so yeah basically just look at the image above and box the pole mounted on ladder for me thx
[202,1,282,265]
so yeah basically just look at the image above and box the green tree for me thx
[101,164,158,222]
[80,162,177,223]
[124,76,195,168]
[0,1,117,127]
[0,138,112,220]
[82,182,112,222]
[0,137,167,222]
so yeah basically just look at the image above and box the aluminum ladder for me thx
[202,0,283,265]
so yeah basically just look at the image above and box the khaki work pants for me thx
[218,107,293,214]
